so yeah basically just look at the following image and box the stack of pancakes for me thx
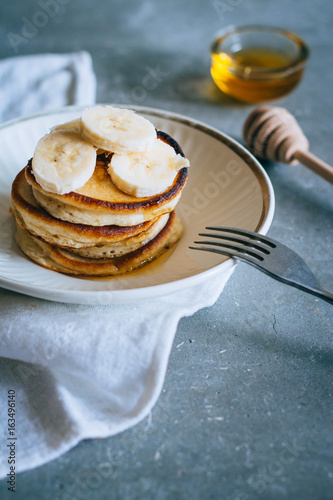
[11,130,188,277]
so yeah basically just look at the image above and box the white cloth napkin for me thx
[0,271,233,477]
[0,52,234,477]
[0,52,96,123]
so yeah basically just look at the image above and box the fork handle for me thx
[274,277,333,305]
[302,285,333,305]
[234,258,333,305]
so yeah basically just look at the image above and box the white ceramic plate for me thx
[0,105,274,304]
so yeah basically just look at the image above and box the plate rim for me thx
[0,104,275,304]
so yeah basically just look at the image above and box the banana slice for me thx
[32,130,96,195]
[81,106,157,154]
[50,118,108,156]
[50,118,81,133]
[108,138,190,198]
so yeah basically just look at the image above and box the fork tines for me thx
[189,227,333,305]
[189,226,275,264]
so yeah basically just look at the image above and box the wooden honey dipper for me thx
[243,106,333,183]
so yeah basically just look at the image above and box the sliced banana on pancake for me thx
[32,130,96,195]
[50,118,81,133]
[108,138,189,197]
[80,106,157,154]
[51,118,108,156]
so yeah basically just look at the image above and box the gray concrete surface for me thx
[0,0,332,499]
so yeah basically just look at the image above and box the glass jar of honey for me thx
[210,25,309,103]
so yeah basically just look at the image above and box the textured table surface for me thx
[0,1,332,499]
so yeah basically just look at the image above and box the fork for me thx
[189,227,333,305]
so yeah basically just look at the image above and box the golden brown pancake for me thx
[25,131,188,227]
[15,211,183,277]
[11,168,165,249]
[69,214,169,258]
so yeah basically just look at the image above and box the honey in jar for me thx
[210,26,309,103]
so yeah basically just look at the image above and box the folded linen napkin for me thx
[0,52,234,477]
[0,51,96,123]
[0,271,233,477]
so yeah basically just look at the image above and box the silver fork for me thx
[189,227,333,305]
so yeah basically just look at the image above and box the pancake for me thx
[25,131,188,227]
[70,214,169,258]
[15,211,183,277]
[11,168,162,249]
